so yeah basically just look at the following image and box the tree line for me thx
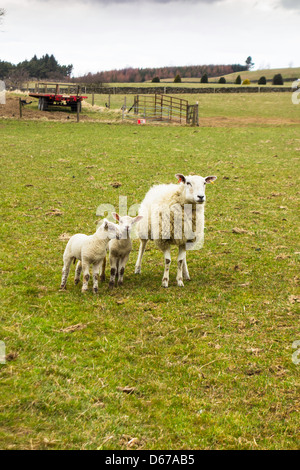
[75,64,248,85]
[0,54,73,87]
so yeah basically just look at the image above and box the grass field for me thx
[0,92,299,450]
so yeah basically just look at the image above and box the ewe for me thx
[108,213,143,288]
[60,219,121,293]
[135,173,217,287]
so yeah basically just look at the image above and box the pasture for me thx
[0,92,299,449]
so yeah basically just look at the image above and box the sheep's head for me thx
[175,173,217,204]
[100,219,122,240]
[112,213,143,239]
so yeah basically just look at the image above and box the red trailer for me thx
[29,82,87,112]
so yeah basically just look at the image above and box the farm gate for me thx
[126,94,199,126]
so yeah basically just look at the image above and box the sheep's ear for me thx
[175,173,186,183]
[205,176,217,184]
[112,212,120,222]
[132,215,143,225]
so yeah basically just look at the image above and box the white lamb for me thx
[135,173,217,287]
[108,213,143,288]
[60,219,121,294]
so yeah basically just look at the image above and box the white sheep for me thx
[108,213,143,288]
[135,173,217,287]
[60,219,121,293]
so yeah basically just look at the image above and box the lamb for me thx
[60,219,121,294]
[135,173,217,287]
[108,213,143,288]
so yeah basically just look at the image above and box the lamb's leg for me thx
[118,254,129,286]
[100,256,106,282]
[177,246,186,287]
[135,239,148,274]
[92,262,101,294]
[74,261,82,285]
[60,256,73,290]
[109,256,117,289]
[81,261,90,293]
[183,254,191,281]
[162,247,171,288]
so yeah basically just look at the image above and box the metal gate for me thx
[126,94,199,126]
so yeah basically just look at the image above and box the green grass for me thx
[0,94,299,449]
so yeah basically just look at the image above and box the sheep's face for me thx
[175,174,217,204]
[112,213,143,239]
[101,219,122,240]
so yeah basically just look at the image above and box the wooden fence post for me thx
[19,98,22,118]
[77,100,80,122]
[92,92,95,106]
[108,94,111,109]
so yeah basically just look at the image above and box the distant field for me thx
[210,67,300,83]
[0,90,299,450]
[20,66,300,91]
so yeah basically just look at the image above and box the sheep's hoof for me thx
[81,287,88,293]
[93,288,98,294]
[177,279,184,287]
[118,280,123,286]
[59,285,66,291]
[74,279,80,285]
[135,266,141,274]
[109,282,114,290]
[162,278,169,288]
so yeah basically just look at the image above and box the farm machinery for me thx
[29,82,87,112]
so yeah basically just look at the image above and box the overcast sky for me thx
[0,0,299,76]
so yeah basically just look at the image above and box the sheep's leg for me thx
[81,262,90,293]
[74,261,82,285]
[183,255,191,281]
[100,256,106,282]
[118,254,129,286]
[135,239,148,274]
[60,256,73,290]
[109,256,118,289]
[177,246,186,287]
[162,247,171,288]
[92,262,101,294]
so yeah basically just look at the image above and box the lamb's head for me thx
[112,213,143,239]
[98,219,122,240]
[175,173,217,204]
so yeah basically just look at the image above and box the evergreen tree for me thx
[258,76,267,85]
[245,56,254,70]
[272,74,283,85]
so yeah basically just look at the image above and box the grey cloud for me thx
[279,0,300,10]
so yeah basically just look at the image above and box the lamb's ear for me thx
[205,176,217,184]
[103,219,109,231]
[132,215,143,225]
[175,173,186,183]
[112,212,120,222]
